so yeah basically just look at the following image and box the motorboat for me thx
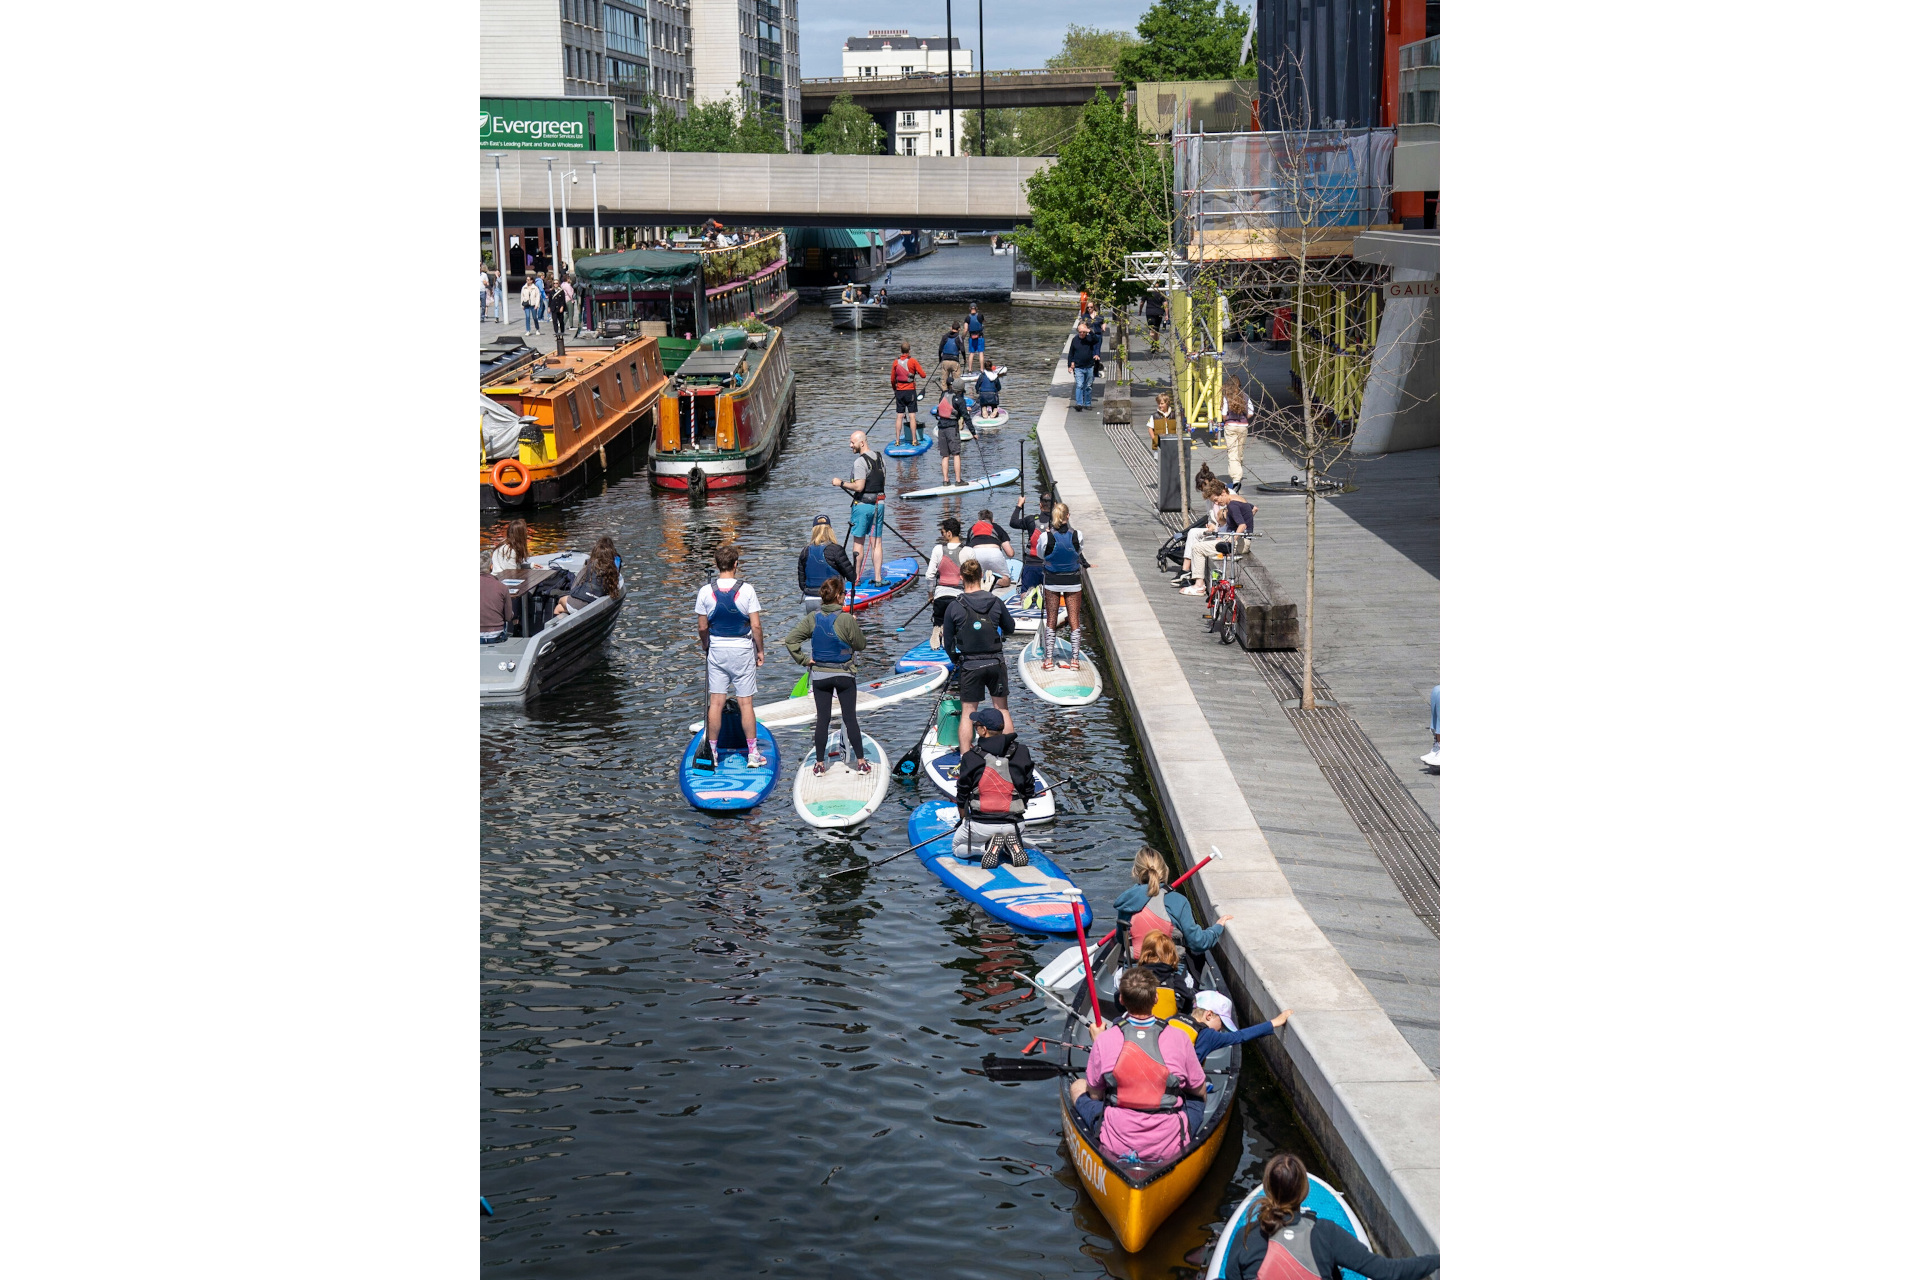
[481,551,623,705]
[830,288,889,330]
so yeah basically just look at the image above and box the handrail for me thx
[800,67,1116,87]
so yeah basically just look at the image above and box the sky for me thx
[796,2,1153,80]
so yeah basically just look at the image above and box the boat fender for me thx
[491,459,533,496]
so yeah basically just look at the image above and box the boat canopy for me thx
[783,227,893,251]
[571,248,703,288]
[480,395,525,463]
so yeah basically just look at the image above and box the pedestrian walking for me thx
[520,277,539,334]
[481,265,493,322]
[536,273,549,324]
[1067,321,1100,411]
[1221,375,1251,492]
[551,276,570,341]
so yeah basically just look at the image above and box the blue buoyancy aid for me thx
[708,582,752,637]
[803,544,834,592]
[811,609,853,664]
[1042,526,1081,574]
[939,332,962,360]
[976,370,1000,395]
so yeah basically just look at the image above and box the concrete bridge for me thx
[479,150,1050,231]
[798,68,1124,123]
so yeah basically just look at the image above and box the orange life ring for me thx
[491,459,532,497]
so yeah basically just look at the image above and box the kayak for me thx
[679,699,780,811]
[1059,934,1242,1252]
[906,800,1087,935]
[793,729,889,828]
[973,408,1010,428]
[1017,636,1103,706]
[1203,1174,1371,1278]
[918,696,1058,821]
[686,664,946,731]
[846,557,920,610]
[884,432,932,458]
[901,468,1021,499]
[894,639,952,673]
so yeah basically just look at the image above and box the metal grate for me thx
[1104,422,1186,533]
[1288,707,1440,935]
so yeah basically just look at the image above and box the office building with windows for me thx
[482,0,691,150]
[690,0,802,148]
[840,32,971,156]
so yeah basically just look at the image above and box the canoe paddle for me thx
[1008,968,1095,1029]
[893,594,937,634]
[980,1054,1074,1082]
[818,823,956,880]
[791,671,810,698]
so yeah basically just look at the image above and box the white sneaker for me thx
[1419,748,1440,770]
[746,750,769,769]
[1180,584,1203,596]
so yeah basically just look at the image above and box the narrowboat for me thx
[649,324,795,492]
[1057,934,1243,1252]
[479,333,669,514]
[572,234,797,372]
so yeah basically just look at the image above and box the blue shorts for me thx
[967,335,985,353]
[849,501,881,538]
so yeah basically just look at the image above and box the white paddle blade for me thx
[1036,947,1087,990]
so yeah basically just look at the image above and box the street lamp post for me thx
[589,159,601,253]
[544,157,558,285]
[489,152,508,326]
[559,169,578,277]
[945,0,955,153]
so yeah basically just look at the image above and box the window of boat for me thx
[613,370,625,401]
[567,393,582,430]
[628,360,640,385]
[590,385,605,418]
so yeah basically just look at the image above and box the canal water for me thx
[481,301,1328,1278]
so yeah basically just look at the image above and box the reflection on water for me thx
[481,302,1327,1277]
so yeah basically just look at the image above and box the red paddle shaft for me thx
[1072,899,1102,1031]
[1092,855,1215,948]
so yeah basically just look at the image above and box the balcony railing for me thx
[800,66,1108,87]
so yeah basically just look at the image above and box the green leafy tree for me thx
[986,26,1141,157]
[803,93,886,155]
[647,87,788,153]
[1112,0,1253,86]
[1010,91,1170,309]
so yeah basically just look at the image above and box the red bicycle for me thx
[1203,533,1257,646]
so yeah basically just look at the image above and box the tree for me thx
[972,26,1139,157]
[1011,91,1170,311]
[803,93,885,155]
[1112,0,1253,87]
[647,88,787,153]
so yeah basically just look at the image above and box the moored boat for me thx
[1058,936,1243,1252]
[649,324,795,491]
[479,334,669,513]
[481,551,624,705]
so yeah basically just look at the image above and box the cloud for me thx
[798,3,1152,80]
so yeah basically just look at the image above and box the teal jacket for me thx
[1114,883,1224,953]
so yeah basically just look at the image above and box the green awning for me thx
[570,248,703,287]
[783,226,888,251]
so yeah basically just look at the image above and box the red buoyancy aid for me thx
[969,519,997,541]
[1129,891,1174,959]
[936,546,964,588]
[1255,1216,1319,1280]
[1028,524,1047,557]
[970,748,1026,818]
[1101,1019,1186,1113]
[892,357,917,389]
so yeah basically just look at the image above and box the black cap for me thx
[812,514,833,527]
[970,707,1005,730]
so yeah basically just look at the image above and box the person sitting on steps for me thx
[1069,965,1208,1164]
[780,577,871,777]
[951,706,1034,871]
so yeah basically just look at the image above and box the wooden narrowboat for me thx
[649,325,795,492]
[479,334,668,513]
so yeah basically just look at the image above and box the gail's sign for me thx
[1385,279,1439,299]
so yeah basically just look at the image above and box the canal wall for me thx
[1032,341,1441,1258]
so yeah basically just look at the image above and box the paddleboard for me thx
[846,556,920,610]
[1017,636,1102,706]
[972,408,1009,429]
[906,801,1087,935]
[885,433,932,458]
[902,468,1021,499]
[894,639,952,673]
[1204,1174,1370,1280]
[793,730,889,828]
[687,664,945,732]
[679,700,780,811]
[918,697,1057,821]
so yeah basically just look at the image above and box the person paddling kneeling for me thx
[780,577,871,776]
[1219,1153,1439,1279]
[952,707,1034,871]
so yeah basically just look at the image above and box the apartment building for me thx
[481,0,692,150]
[841,31,972,156]
[691,0,802,148]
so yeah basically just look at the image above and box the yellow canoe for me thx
[1056,937,1243,1252]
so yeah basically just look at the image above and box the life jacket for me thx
[855,451,884,500]
[810,609,853,665]
[952,592,1004,657]
[977,370,999,391]
[934,545,963,588]
[1027,522,1049,558]
[935,393,956,421]
[803,544,835,592]
[1254,1214,1319,1280]
[891,357,917,389]
[968,519,999,545]
[966,312,983,334]
[969,742,1026,818]
[1100,1019,1185,1113]
[939,333,962,360]
[1129,891,1174,959]
[707,582,752,638]
[1042,526,1081,575]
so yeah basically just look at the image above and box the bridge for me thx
[799,68,1125,123]
[479,150,1050,231]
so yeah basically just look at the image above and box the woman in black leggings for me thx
[781,578,871,773]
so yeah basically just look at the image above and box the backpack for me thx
[972,747,1026,817]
